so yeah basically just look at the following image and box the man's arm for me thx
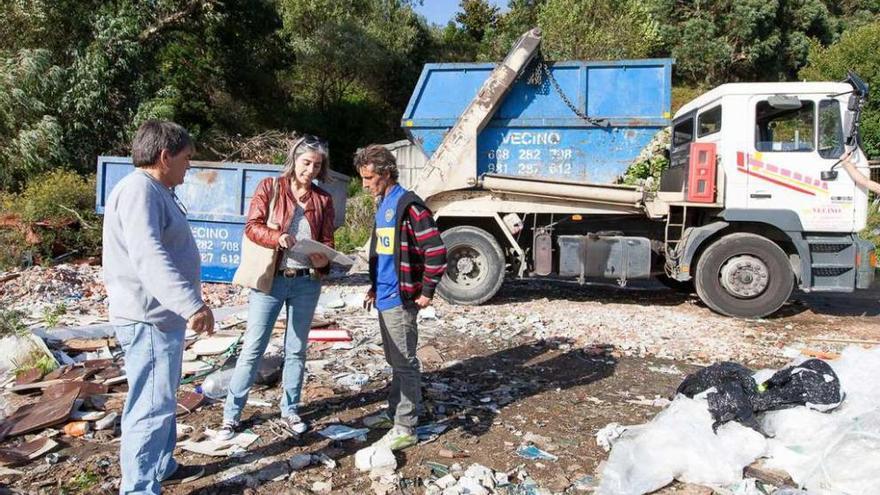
[119,184,206,322]
[407,203,447,300]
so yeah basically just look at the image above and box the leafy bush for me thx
[334,185,375,254]
[0,169,101,267]
[799,22,880,159]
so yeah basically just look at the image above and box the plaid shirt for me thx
[369,190,447,300]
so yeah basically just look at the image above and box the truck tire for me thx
[437,226,506,305]
[695,233,794,318]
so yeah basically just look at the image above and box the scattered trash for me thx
[596,423,629,452]
[176,391,206,415]
[416,422,448,442]
[572,475,599,491]
[355,445,397,475]
[246,398,272,407]
[597,395,767,495]
[335,372,369,389]
[318,424,369,442]
[313,452,337,469]
[4,388,80,437]
[648,364,683,375]
[516,444,558,462]
[289,453,312,471]
[189,335,239,356]
[178,429,259,457]
[62,421,89,437]
[201,368,236,400]
[308,328,352,342]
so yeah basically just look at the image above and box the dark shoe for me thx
[161,464,205,485]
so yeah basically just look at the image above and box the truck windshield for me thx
[755,100,815,152]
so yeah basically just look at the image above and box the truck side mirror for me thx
[849,94,860,111]
[821,170,838,181]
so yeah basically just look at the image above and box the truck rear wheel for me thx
[437,226,505,305]
[695,233,793,318]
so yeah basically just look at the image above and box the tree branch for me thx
[138,0,217,42]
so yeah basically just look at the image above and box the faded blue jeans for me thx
[114,322,184,495]
[223,274,321,422]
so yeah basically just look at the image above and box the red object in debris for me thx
[687,142,717,203]
[63,421,90,437]
[308,328,352,342]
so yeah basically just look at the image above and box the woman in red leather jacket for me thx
[218,134,335,439]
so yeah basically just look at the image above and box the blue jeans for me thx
[223,275,321,422]
[114,322,184,495]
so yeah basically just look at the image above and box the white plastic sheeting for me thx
[597,346,880,495]
[597,396,767,495]
[762,346,880,494]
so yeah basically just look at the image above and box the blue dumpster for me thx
[401,59,673,183]
[96,157,350,283]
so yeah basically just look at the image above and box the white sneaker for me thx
[376,425,417,451]
[214,419,239,441]
[282,414,308,435]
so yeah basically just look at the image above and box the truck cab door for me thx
[744,95,855,232]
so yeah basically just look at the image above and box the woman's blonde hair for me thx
[281,134,330,182]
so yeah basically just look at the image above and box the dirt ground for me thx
[2,273,879,494]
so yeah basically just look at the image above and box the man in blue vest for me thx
[355,145,447,450]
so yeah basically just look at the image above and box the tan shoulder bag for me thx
[232,178,280,292]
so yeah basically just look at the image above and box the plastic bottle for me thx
[200,368,235,400]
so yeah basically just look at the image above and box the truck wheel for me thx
[437,226,506,305]
[695,233,794,318]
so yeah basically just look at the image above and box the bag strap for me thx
[266,177,280,228]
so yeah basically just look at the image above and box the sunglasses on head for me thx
[298,134,328,149]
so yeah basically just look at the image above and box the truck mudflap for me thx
[855,237,877,289]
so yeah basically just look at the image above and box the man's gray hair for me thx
[353,144,398,180]
[131,120,193,167]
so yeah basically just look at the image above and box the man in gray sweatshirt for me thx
[103,120,214,494]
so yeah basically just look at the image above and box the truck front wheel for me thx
[437,226,506,305]
[695,233,793,318]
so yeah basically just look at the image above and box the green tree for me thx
[799,21,880,159]
[455,0,500,42]
[477,0,544,60]
[277,0,428,171]
[536,0,660,60]
[647,0,839,85]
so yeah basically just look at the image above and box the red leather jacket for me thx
[245,176,335,273]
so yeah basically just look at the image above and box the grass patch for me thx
[42,302,67,328]
[0,309,29,338]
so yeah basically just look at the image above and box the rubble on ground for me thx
[0,264,878,493]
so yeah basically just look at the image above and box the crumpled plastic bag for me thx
[762,346,880,494]
[597,395,767,495]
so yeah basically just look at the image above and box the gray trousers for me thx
[378,304,421,428]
